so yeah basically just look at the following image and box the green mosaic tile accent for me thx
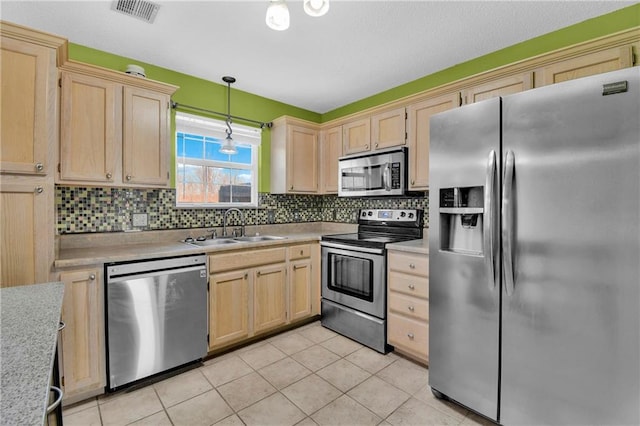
[56,186,429,234]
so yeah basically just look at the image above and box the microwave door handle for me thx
[383,163,391,191]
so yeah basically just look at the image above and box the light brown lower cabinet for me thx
[387,250,429,364]
[208,243,319,352]
[58,267,105,404]
[209,269,249,349]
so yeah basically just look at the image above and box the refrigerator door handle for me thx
[484,149,497,290]
[502,150,516,295]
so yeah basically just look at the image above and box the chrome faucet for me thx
[223,208,245,237]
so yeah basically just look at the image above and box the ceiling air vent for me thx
[112,0,160,23]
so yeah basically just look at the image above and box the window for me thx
[175,112,261,207]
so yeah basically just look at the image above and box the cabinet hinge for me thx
[58,78,62,88]
[207,334,209,343]
[57,163,61,173]
[207,281,210,292]
[167,171,170,179]
[405,132,408,141]
[61,376,65,386]
[405,111,408,119]
[633,52,638,66]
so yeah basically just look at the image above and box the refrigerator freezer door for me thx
[429,98,501,421]
[501,67,640,425]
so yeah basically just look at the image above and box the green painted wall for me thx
[68,44,321,192]
[320,3,640,122]
[68,3,639,191]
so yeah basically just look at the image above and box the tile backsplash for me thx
[56,186,428,234]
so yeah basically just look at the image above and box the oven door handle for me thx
[320,241,385,255]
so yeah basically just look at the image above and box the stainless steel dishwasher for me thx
[105,254,208,391]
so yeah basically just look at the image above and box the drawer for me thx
[388,291,428,321]
[388,313,428,361]
[388,251,429,276]
[289,244,311,260]
[388,271,429,299]
[209,247,287,273]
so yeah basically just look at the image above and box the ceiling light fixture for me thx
[303,0,329,17]
[219,76,238,155]
[266,0,290,31]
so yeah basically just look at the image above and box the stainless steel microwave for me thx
[338,147,408,197]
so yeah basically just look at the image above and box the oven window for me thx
[327,252,374,301]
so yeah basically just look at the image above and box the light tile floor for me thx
[62,321,494,426]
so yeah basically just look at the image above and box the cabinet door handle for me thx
[375,143,379,148]
[408,284,415,290]
[290,185,294,190]
[365,144,369,149]
[46,386,63,414]
[244,273,248,279]
[89,274,96,281]
[35,186,44,194]
[409,263,415,269]
[126,175,132,181]
[256,271,261,277]
[408,306,415,312]
[293,265,302,270]
[35,162,44,172]
[58,321,66,332]
[411,180,415,185]
[407,333,415,340]
[300,250,304,256]
[106,172,113,179]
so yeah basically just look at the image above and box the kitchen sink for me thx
[186,238,240,246]
[233,235,287,242]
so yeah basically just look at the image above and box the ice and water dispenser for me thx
[439,186,484,255]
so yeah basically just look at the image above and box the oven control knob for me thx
[361,212,367,217]
[367,211,373,216]
[408,212,414,218]
[400,211,406,217]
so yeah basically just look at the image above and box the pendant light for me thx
[219,76,238,155]
[303,0,329,17]
[266,0,290,31]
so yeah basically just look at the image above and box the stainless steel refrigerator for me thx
[428,67,639,425]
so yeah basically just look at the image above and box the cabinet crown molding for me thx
[1,20,68,65]
[59,60,179,95]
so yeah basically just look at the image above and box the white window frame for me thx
[175,111,261,208]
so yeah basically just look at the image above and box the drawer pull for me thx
[408,284,415,290]
[106,172,112,179]
[408,306,415,312]
[89,274,96,281]
[35,162,44,172]
[409,263,416,269]
[407,333,415,340]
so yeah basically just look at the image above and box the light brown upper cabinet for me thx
[1,25,63,176]
[406,93,461,190]
[122,86,170,186]
[0,178,53,287]
[463,72,534,104]
[319,125,342,194]
[58,62,177,188]
[343,117,371,155]
[539,46,634,86]
[271,116,319,194]
[59,72,119,184]
[371,107,406,150]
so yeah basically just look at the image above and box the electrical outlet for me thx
[132,213,148,227]
[267,210,275,224]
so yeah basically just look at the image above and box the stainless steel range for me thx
[321,209,423,353]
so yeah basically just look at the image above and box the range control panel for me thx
[359,209,419,222]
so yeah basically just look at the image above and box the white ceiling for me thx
[1,1,634,113]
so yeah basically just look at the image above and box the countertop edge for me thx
[386,238,429,255]
[55,233,323,268]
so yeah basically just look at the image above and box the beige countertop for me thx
[387,236,429,255]
[55,223,356,268]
